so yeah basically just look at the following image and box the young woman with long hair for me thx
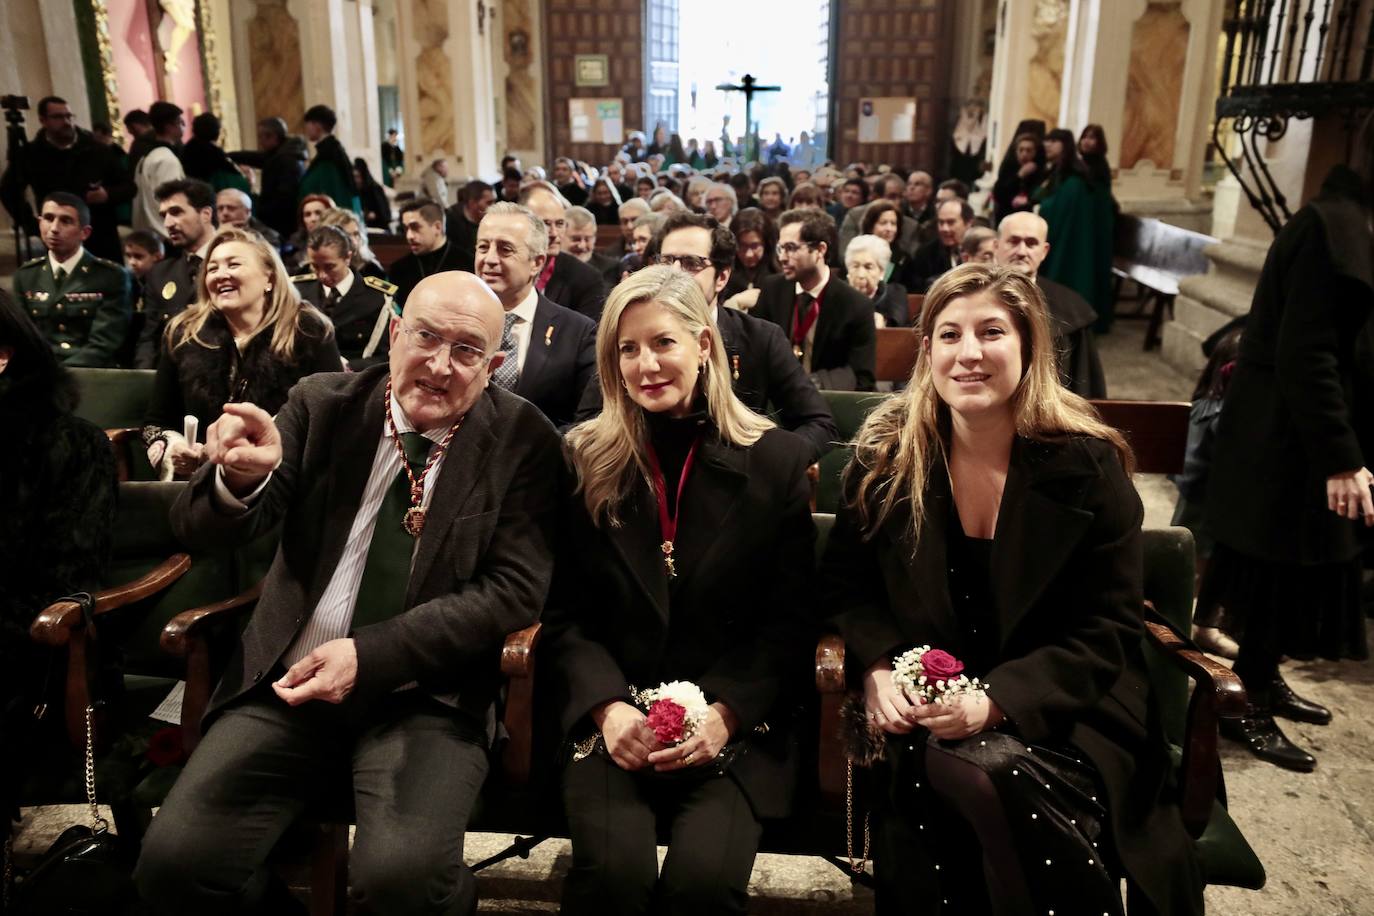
[824,262,1203,915]
[141,227,342,479]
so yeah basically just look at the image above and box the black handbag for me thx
[6,705,139,915]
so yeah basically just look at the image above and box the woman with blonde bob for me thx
[822,263,1203,915]
[544,265,817,915]
[142,227,341,479]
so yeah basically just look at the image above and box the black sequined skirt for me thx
[869,730,1122,916]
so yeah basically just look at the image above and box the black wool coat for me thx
[513,293,597,430]
[1206,166,1374,565]
[143,308,342,441]
[821,436,1202,916]
[752,273,877,391]
[540,427,818,819]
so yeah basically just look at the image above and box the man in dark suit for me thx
[477,202,596,429]
[389,198,472,306]
[519,181,607,320]
[576,212,838,462]
[902,197,973,293]
[752,208,876,392]
[135,179,217,368]
[995,211,1107,398]
[227,117,309,240]
[135,271,563,915]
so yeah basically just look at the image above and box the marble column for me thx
[987,0,1070,160]
[39,0,91,126]
[394,0,500,183]
[291,0,383,176]
[1057,0,1222,215]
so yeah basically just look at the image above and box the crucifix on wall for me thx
[144,0,199,99]
[715,74,780,161]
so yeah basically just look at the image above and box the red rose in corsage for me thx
[891,645,987,707]
[635,681,709,745]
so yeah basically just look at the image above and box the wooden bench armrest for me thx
[160,581,264,657]
[500,623,541,679]
[1143,605,1247,837]
[1143,618,1248,718]
[29,553,192,748]
[816,633,848,805]
[806,463,820,512]
[105,427,143,482]
[816,632,846,693]
[500,623,542,786]
[30,553,192,647]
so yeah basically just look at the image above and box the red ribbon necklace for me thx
[791,288,822,358]
[644,437,701,579]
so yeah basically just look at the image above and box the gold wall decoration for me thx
[1121,1,1189,170]
[1026,0,1068,129]
[413,0,455,156]
[248,0,305,130]
[503,0,538,151]
[195,0,225,128]
[90,0,124,146]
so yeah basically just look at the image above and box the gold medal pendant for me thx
[661,539,676,578]
[792,343,804,361]
[403,506,426,537]
[162,280,177,299]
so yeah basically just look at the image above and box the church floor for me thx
[13,314,1374,914]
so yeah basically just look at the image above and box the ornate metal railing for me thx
[1214,0,1374,232]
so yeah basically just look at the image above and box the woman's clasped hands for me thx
[863,659,1003,741]
[592,699,735,772]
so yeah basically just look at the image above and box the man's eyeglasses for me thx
[776,242,818,257]
[400,322,491,369]
[649,253,714,274]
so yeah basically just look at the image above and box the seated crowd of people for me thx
[4,91,1369,916]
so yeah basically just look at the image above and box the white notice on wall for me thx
[858,97,917,144]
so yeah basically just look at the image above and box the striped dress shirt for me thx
[215,392,450,667]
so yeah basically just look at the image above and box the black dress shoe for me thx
[1270,674,1333,725]
[1220,707,1317,772]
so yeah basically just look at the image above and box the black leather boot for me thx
[1220,703,1317,772]
[1270,673,1333,725]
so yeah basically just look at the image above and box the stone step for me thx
[1177,272,1253,320]
[1174,292,1235,341]
[1162,318,1207,380]
[1202,236,1269,292]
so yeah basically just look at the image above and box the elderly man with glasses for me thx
[135,268,564,916]
[519,181,608,320]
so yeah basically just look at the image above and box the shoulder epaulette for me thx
[88,254,122,270]
[290,271,318,282]
[363,276,398,296]
[20,256,44,268]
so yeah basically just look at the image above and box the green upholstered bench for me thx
[70,368,158,481]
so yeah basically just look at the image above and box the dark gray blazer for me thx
[171,364,564,727]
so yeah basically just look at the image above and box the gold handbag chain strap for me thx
[85,705,109,834]
[845,758,870,874]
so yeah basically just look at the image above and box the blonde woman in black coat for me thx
[823,263,1203,915]
[543,265,815,916]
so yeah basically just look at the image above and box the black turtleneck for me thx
[644,405,710,515]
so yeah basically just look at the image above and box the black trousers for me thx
[134,690,488,915]
[560,752,763,916]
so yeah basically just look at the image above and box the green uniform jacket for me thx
[13,249,132,367]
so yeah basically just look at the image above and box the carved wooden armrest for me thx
[1143,617,1247,718]
[500,623,542,679]
[160,581,263,657]
[815,633,848,805]
[30,554,192,647]
[1143,602,1247,838]
[807,463,820,512]
[815,632,846,694]
[499,623,542,787]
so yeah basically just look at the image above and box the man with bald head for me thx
[136,269,563,915]
[996,211,1106,397]
[519,180,607,320]
[214,187,281,248]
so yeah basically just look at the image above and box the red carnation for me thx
[921,649,965,682]
[145,726,188,767]
[646,699,687,744]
